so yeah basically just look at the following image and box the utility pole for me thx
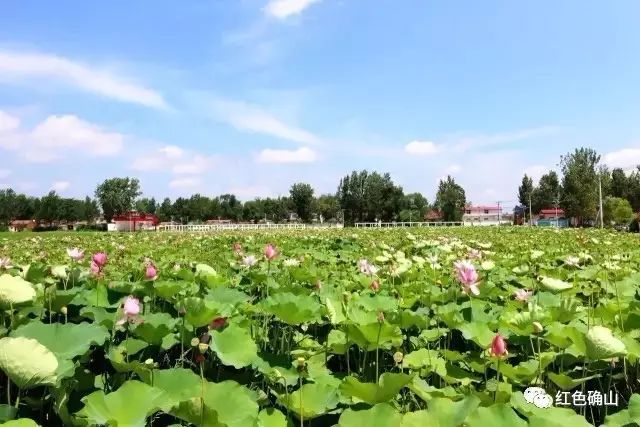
[528,193,533,226]
[598,174,604,228]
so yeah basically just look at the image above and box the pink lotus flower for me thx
[358,259,378,276]
[209,317,227,330]
[370,280,380,292]
[490,333,508,357]
[468,249,482,260]
[67,248,84,261]
[145,264,158,281]
[264,244,278,261]
[117,296,142,326]
[0,257,12,269]
[514,289,533,302]
[90,261,101,277]
[92,252,108,268]
[454,260,480,295]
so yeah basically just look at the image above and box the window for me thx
[484,209,489,214]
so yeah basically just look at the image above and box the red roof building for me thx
[112,211,159,231]
[538,208,565,219]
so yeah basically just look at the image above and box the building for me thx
[8,219,37,232]
[536,208,569,227]
[424,209,443,222]
[462,205,510,226]
[110,211,159,232]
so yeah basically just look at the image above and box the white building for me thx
[462,205,511,226]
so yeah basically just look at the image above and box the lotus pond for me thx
[0,227,639,426]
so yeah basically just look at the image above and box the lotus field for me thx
[1,227,640,427]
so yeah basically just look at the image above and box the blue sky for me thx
[1,0,639,207]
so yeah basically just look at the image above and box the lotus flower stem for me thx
[298,374,304,427]
[14,389,20,409]
[493,359,501,403]
[6,377,9,405]
[375,322,382,381]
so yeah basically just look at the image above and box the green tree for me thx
[337,171,368,224]
[399,192,429,222]
[626,167,640,212]
[531,171,561,214]
[82,196,100,222]
[560,148,601,225]
[156,198,173,222]
[518,174,534,221]
[36,191,62,225]
[219,194,242,221]
[95,177,141,221]
[603,197,635,226]
[314,194,340,222]
[289,183,315,222]
[135,197,157,214]
[610,168,628,199]
[434,176,466,221]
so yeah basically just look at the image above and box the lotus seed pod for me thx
[377,311,385,323]
[144,358,154,366]
[296,357,306,368]
[60,306,68,315]
[198,342,209,353]
[190,337,200,347]
[532,322,544,333]
[393,351,404,364]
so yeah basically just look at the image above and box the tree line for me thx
[0,171,469,227]
[518,148,640,226]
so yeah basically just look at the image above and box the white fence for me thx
[354,221,463,228]
[156,223,344,232]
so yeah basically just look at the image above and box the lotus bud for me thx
[190,337,200,347]
[60,306,68,315]
[393,351,404,364]
[377,311,385,323]
[532,321,544,333]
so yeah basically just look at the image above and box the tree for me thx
[399,193,429,222]
[518,175,534,221]
[611,168,628,199]
[156,198,173,222]
[337,171,368,224]
[135,198,157,214]
[434,176,466,221]
[626,167,640,212]
[290,183,315,222]
[36,191,62,225]
[560,148,601,225]
[82,197,100,222]
[603,197,635,226]
[531,171,561,214]
[95,177,141,221]
[314,194,340,222]
[219,194,242,221]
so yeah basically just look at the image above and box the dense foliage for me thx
[1,227,639,426]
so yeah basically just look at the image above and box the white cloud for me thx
[404,140,440,156]
[264,0,321,19]
[227,185,273,200]
[0,50,168,109]
[210,98,322,145]
[523,164,548,183]
[256,147,317,163]
[445,164,461,174]
[0,111,20,133]
[450,127,562,152]
[0,169,10,179]
[0,111,125,162]
[31,115,124,157]
[169,177,201,189]
[51,181,70,192]
[603,148,640,170]
[131,146,214,175]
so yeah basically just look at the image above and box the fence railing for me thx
[156,223,344,232]
[354,221,463,228]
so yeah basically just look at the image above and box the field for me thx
[0,227,639,427]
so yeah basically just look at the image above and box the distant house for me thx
[9,219,37,232]
[536,208,569,227]
[462,205,510,226]
[111,211,159,232]
[424,209,443,222]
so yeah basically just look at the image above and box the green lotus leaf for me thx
[527,408,593,427]
[422,396,481,426]
[210,324,258,368]
[278,382,340,419]
[133,312,178,345]
[0,274,36,309]
[457,322,495,348]
[603,393,640,427]
[344,323,403,351]
[153,280,188,300]
[195,264,226,288]
[339,373,413,405]
[585,326,627,360]
[465,404,527,427]
[0,419,40,427]
[402,349,447,376]
[179,297,219,327]
[0,337,58,389]
[539,276,572,293]
[338,403,402,426]
[76,380,172,427]
[258,408,291,427]
[262,293,323,325]
[11,321,109,360]
[50,265,68,280]
[0,404,17,422]
[172,380,259,427]
[140,368,201,404]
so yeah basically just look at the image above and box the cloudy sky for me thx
[1,1,639,208]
